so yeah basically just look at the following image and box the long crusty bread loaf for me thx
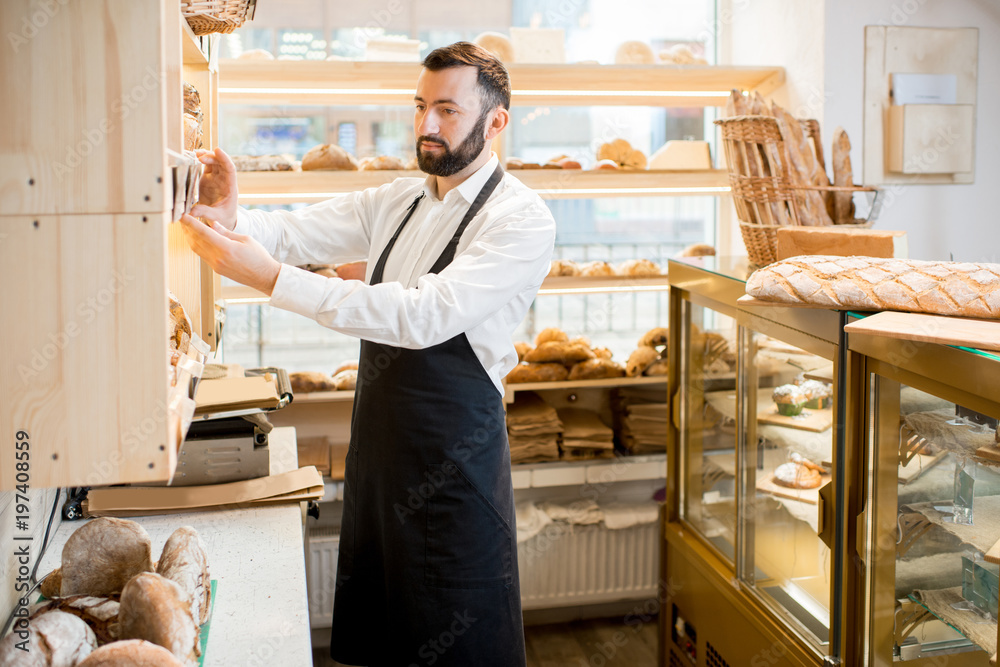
[831,127,855,222]
[746,256,1000,318]
[156,527,211,625]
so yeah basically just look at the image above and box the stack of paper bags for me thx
[558,408,615,460]
[507,392,562,463]
[613,387,668,454]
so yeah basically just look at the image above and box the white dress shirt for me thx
[234,154,556,394]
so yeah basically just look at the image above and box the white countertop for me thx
[39,426,313,666]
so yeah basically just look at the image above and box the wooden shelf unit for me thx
[219,60,784,107]
[236,169,730,203]
[0,0,218,490]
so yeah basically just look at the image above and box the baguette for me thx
[771,104,833,226]
[831,127,855,222]
[726,89,748,117]
[746,256,1000,318]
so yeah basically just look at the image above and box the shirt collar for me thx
[422,153,500,204]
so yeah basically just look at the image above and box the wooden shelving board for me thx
[505,375,667,396]
[219,60,784,107]
[220,274,670,303]
[235,169,729,203]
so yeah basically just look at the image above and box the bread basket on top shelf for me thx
[181,0,257,35]
[716,115,881,267]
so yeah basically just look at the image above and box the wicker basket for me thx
[716,115,879,267]
[181,0,257,35]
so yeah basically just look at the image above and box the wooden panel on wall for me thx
[0,214,173,490]
[0,0,168,216]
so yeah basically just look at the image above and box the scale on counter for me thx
[173,366,294,487]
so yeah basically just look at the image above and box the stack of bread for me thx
[506,392,563,464]
[507,328,624,384]
[0,518,210,666]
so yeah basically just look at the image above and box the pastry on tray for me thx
[798,380,832,409]
[772,384,807,416]
[772,461,822,489]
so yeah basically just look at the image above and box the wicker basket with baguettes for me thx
[716,91,880,267]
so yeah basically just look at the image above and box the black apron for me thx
[330,165,525,667]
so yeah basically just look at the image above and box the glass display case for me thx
[665,257,854,666]
[851,327,1000,665]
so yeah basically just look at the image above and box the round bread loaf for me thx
[645,358,669,376]
[568,358,625,380]
[638,327,669,348]
[580,261,616,277]
[615,40,655,64]
[534,327,568,347]
[618,259,661,277]
[514,341,533,362]
[31,596,120,645]
[675,243,716,258]
[289,371,336,394]
[119,573,199,666]
[156,527,211,626]
[301,144,359,171]
[76,640,185,667]
[506,363,569,383]
[548,259,580,277]
[0,610,97,666]
[597,138,647,169]
[361,155,406,170]
[473,32,514,62]
[524,341,595,365]
[333,360,359,376]
[592,159,620,170]
[333,369,358,391]
[61,518,153,597]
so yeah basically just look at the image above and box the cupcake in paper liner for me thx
[799,379,832,409]
[772,384,807,417]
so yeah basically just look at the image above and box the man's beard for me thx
[416,112,488,177]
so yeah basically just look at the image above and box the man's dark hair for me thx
[422,42,511,114]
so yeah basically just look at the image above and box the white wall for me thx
[825,0,999,262]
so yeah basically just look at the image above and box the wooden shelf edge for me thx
[505,375,667,395]
[181,19,209,66]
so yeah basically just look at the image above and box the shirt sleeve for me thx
[267,200,556,349]
[233,186,381,266]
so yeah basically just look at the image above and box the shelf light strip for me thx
[239,187,730,202]
[220,87,732,98]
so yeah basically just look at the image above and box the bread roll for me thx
[568,358,625,380]
[237,48,273,60]
[230,154,297,172]
[592,159,620,170]
[301,144,359,171]
[597,138,646,170]
[333,370,358,391]
[580,261,616,277]
[506,362,569,383]
[119,573,199,666]
[548,259,580,277]
[0,610,97,666]
[156,527,211,626]
[626,347,659,377]
[535,327,568,347]
[524,341,595,365]
[675,243,716,258]
[557,158,582,169]
[615,40,655,64]
[746,256,1000,318]
[473,32,514,62]
[61,518,153,597]
[334,360,359,376]
[638,327,669,348]
[289,371,336,394]
[617,259,660,276]
[361,155,406,170]
[592,346,613,360]
[76,640,185,667]
[831,127,855,222]
[514,341,533,362]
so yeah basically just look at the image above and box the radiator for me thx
[517,521,659,610]
[306,526,339,629]
[307,521,659,626]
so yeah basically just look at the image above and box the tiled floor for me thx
[313,616,659,666]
